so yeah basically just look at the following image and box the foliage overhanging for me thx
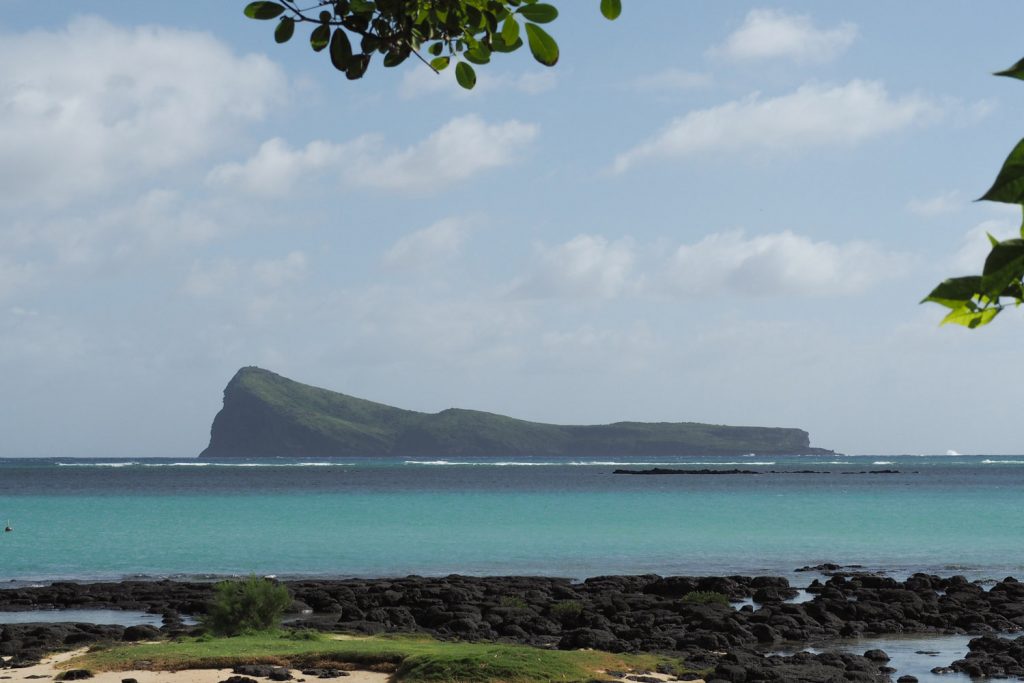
[924,58,1024,327]
[244,0,621,89]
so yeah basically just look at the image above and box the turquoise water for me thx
[2,455,1023,583]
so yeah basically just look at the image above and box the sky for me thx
[2,1,1023,457]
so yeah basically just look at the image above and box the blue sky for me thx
[2,1,1023,457]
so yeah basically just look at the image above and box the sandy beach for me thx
[2,650,391,683]
[2,649,694,683]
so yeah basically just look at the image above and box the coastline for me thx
[2,571,1023,681]
[3,648,392,683]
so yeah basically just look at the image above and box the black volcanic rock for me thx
[199,367,834,459]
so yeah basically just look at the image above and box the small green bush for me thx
[498,595,528,610]
[285,628,322,641]
[549,600,584,624]
[680,591,730,606]
[201,575,291,636]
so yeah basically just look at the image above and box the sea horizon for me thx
[3,454,1024,586]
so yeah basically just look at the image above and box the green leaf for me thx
[980,238,1024,298]
[922,276,983,308]
[428,41,444,56]
[244,2,286,19]
[980,137,1024,204]
[600,0,622,20]
[491,35,523,53]
[941,303,1000,328]
[430,56,450,71]
[346,53,370,80]
[274,16,294,43]
[501,16,520,43]
[982,238,1024,274]
[455,61,477,89]
[518,3,558,23]
[329,28,352,70]
[988,232,1000,247]
[310,24,331,52]
[524,22,558,66]
[995,57,1024,81]
[383,49,409,67]
[464,42,491,65]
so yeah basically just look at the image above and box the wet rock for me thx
[558,628,624,652]
[232,665,292,680]
[300,669,349,678]
[121,625,160,641]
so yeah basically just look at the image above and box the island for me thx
[198,366,834,459]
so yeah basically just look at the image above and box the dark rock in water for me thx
[896,676,918,682]
[613,468,760,475]
[946,634,1024,679]
[863,648,889,662]
[752,586,798,602]
[232,665,292,680]
[55,671,93,681]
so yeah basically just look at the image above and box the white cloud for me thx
[614,80,938,172]
[907,191,963,217]
[951,220,1019,273]
[384,217,473,269]
[184,251,308,298]
[540,324,662,372]
[206,139,344,196]
[0,16,286,204]
[350,115,537,192]
[0,257,36,301]
[633,69,712,92]
[399,68,557,99]
[3,190,223,267]
[711,9,857,63]
[253,251,307,288]
[210,115,537,195]
[665,230,906,297]
[513,235,637,299]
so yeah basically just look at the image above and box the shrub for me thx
[201,575,291,636]
[285,628,322,641]
[499,596,528,610]
[680,591,730,606]
[549,600,584,624]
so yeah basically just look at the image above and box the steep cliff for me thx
[199,367,833,458]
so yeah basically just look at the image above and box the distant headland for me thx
[198,366,835,459]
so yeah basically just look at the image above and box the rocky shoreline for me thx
[3,572,1024,681]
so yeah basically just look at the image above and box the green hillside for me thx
[198,367,833,458]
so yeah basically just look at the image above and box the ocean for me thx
[1,454,1022,584]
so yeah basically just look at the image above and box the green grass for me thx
[680,591,730,606]
[66,632,694,683]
